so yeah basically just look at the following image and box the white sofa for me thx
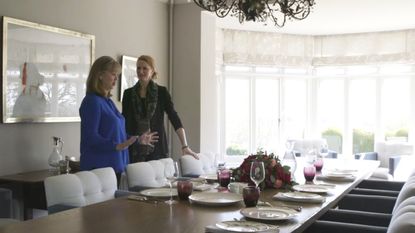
[44,167,128,214]
[126,158,175,191]
[373,141,413,180]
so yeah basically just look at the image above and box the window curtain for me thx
[217,29,314,67]
[218,28,415,67]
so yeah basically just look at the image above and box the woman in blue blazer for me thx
[80,56,157,183]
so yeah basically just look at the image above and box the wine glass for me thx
[250,161,265,188]
[165,161,179,205]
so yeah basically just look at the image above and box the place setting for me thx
[316,170,356,182]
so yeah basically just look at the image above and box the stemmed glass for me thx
[165,161,179,205]
[281,141,297,176]
[250,161,265,189]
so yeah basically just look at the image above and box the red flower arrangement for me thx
[231,151,295,190]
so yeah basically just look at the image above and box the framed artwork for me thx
[1,16,95,123]
[119,55,137,101]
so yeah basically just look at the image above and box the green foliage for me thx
[226,144,247,156]
[322,128,342,137]
[353,129,374,153]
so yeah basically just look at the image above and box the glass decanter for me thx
[281,141,297,178]
[48,136,63,173]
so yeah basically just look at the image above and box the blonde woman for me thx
[80,56,157,184]
[122,55,198,162]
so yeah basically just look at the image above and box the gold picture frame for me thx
[1,16,95,123]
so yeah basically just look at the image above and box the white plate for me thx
[282,192,322,200]
[241,207,296,221]
[325,172,353,178]
[199,173,218,181]
[293,184,331,194]
[189,192,242,206]
[216,221,278,232]
[140,188,178,198]
[323,175,355,181]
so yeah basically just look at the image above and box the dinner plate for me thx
[199,173,218,181]
[325,172,353,178]
[189,192,242,206]
[140,188,178,198]
[292,184,331,194]
[216,221,278,232]
[240,207,296,221]
[282,192,322,200]
[322,174,355,181]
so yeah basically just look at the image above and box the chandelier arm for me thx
[192,0,314,27]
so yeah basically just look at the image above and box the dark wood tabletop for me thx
[0,158,380,233]
[0,169,54,183]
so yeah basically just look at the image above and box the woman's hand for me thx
[182,147,199,159]
[139,131,159,146]
[116,136,138,151]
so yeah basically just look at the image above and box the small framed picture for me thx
[1,16,95,123]
[119,55,138,101]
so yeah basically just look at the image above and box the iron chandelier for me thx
[193,0,315,27]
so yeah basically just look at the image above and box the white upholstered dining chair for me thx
[44,167,128,214]
[126,158,175,191]
[179,153,216,177]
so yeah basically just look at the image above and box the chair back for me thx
[44,167,117,211]
[126,158,175,190]
[392,176,415,213]
[180,153,216,177]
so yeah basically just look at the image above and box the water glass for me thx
[242,186,260,207]
[303,165,316,182]
[217,169,231,188]
[177,180,193,200]
[314,157,324,172]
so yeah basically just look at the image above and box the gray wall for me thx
[0,0,170,175]
[171,3,202,158]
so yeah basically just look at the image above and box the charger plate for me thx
[189,192,242,206]
[216,221,278,232]
[241,207,296,221]
[292,184,331,194]
[282,192,322,200]
[140,188,177,198]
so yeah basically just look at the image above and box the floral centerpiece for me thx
[232,151,295,190]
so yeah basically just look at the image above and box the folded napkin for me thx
[205,225,279,233]
[273,192,325,204]
[316,175,356,182]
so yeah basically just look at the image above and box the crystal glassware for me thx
[281,141,297,177]
[250,161,265,188]
[217,169,231,188]
[303,165,316,182]
[165,161,179,205]
[242,186,260,207]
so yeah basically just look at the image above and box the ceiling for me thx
[184,0,415,35]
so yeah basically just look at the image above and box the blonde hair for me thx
[137,55,158,79]
[86,56,121,97]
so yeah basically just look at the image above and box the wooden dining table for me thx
[0,158,380,233]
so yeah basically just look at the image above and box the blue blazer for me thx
[80,93,129,173]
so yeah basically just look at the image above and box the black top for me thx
[122,84,183,162]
